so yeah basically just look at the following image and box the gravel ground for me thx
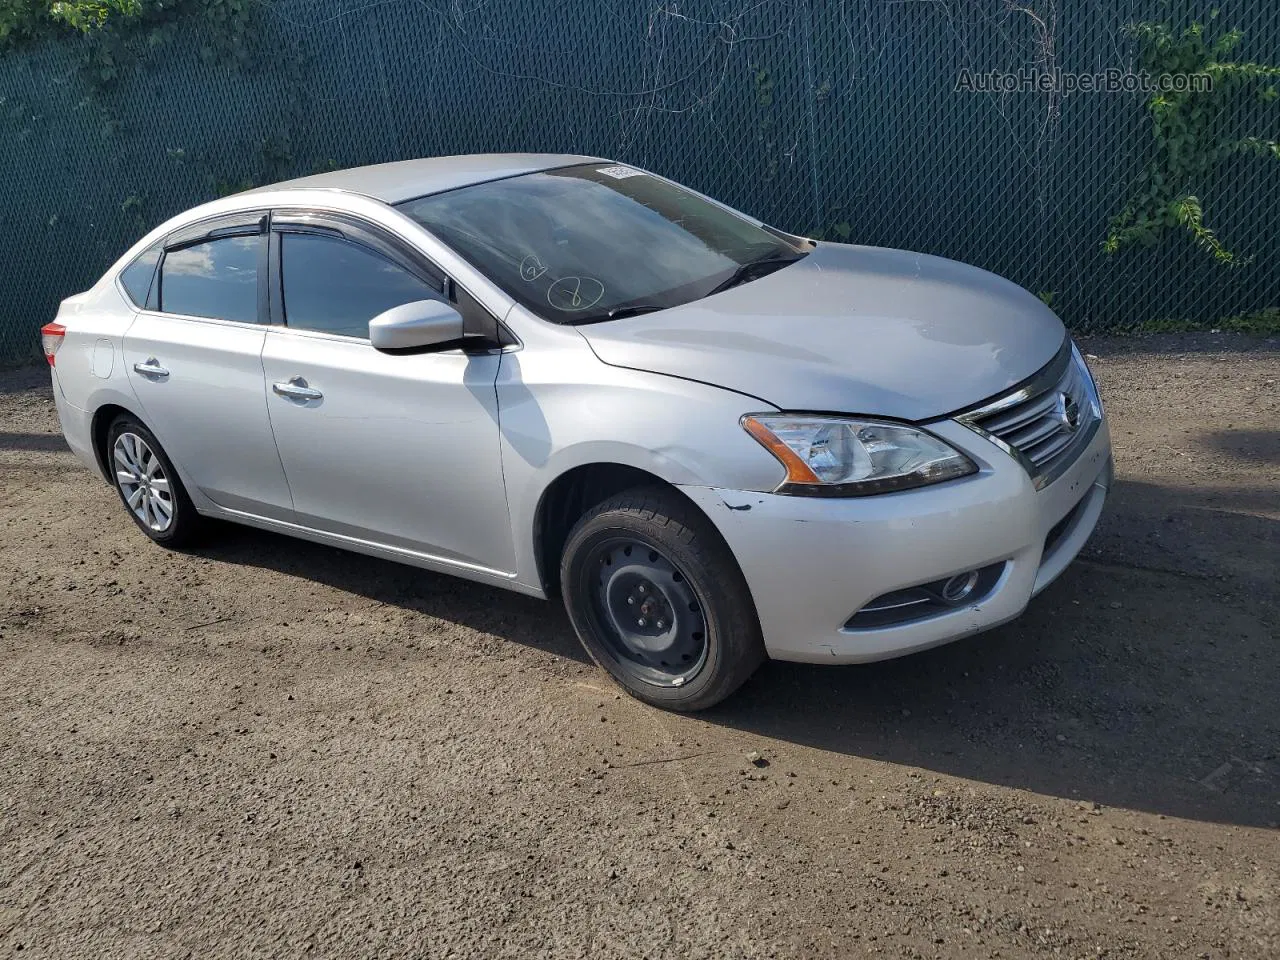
[1,333,1277,959]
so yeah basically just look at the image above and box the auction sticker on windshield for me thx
[595,166,644,179]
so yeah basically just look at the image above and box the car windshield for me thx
[397,163,808,324]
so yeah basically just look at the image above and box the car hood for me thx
[576,242,1066,421]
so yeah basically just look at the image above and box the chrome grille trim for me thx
[954,340,1102,490]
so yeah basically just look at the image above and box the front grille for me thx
[955,342,1101,489]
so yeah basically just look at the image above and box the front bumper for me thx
[677,417,1112,664]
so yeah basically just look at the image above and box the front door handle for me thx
[272,377,323,402]
[133,358,169,378]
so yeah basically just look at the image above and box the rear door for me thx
[259,212,515,575]
[123,212,294,519]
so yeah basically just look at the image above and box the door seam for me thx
[259,328,298,513]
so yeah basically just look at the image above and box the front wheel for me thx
[560,487,765,711]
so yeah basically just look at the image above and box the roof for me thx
[243,153,600,204]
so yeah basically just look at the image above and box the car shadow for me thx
[0,364,49,393]
[199,523,589,664]
[0,431,71,452]
[1198,427,1280,466]
[199,476,1279,829]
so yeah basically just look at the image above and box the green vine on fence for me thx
[1105,18,1280,266]
[1,0,256,79]
[49,0,140,32]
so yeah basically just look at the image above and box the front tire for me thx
[560,486,765,711]
[107,415,202,548]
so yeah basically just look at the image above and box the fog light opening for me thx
[845,562,1007,630]
[939,570,981,604]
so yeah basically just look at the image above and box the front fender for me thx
[494,321,784,592]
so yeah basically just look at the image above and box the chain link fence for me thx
[2,0,1278,364]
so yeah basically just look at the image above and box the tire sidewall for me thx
[562,508,736,710]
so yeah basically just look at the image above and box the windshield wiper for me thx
[567,252,804,325]
[706,254,803,297]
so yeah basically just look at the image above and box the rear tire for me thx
[106,415,203,548]
[560,486,765,711]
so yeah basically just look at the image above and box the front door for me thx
[259,220,515,576]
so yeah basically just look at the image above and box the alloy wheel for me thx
[113,432,174,533]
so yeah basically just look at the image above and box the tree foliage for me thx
[50,0,141,32]
[1,0,138,46]
[1,0,251,55]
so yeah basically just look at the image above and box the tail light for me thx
[40,322,66,366]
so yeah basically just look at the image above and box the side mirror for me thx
[369,299,465,352]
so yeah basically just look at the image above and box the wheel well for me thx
[90,403,133,482]
[535,463,693,597]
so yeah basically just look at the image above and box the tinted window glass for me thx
[280,233,438,338]
[398,163,807,324]
[119,243,161,308]
[160,235,261,323]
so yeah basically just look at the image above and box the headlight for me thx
[742,415,977,496]
[1071,342,1104,415]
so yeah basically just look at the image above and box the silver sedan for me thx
[43,154,1111,710]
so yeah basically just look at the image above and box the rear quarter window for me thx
[118,243,162,308]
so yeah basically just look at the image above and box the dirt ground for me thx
[1,333,1277,959]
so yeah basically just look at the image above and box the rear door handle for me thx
[133,358,169,378]
[272,377,323,402]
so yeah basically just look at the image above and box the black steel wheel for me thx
[583,535,709,687]
[561,486,765,711]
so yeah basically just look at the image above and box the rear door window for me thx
[159,235,262,324]
[279,232,439,339]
